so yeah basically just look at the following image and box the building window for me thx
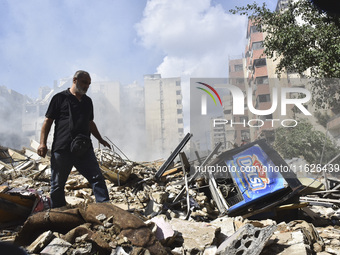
[224,109,231,115]
[240,116,249,122]
[250,25,261,34]
[252,41,263,51]
[177,99,181,105]
[176,81,181,86]
[255,76,268,85]
[265,114,273,119]
[177,109,182,114]
[254,58,266,67]
[176,90,181,95]
[236,78,244,84]
[258,94,271,103]
[241,130,250,140]
[178,128,184,133]
[234,64,243,72]
[260,114,273,121]
[178,118,183,124]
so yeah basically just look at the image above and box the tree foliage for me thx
[273,119,340,164]
[314,110,331,128]
[230,0,340,109]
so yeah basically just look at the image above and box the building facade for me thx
[144,74,184,159]
[227,58,250,146]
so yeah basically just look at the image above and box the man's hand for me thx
[99,138,111,149]
[38,117,53,158]
[90,121,111,149]
[37,144,48,158]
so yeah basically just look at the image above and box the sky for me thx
[0,0,277,99]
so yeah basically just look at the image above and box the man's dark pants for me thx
[50,148,109,208]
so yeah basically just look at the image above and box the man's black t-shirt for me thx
[45,89,94,152]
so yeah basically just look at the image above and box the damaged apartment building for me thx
[206,0,340,152]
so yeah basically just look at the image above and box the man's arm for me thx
[37,117,54,157]
[89,120,111,149]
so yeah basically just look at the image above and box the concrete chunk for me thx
[216,223,276,255]
[147,215,176,245]
[210,216,235,240]
[26,230,55,254]
[40,238,71,255]
[150,191,168,204]
[263,229,312,255]
[170,218,218,252]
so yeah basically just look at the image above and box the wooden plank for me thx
[161,167,181,177]
[0,185,9,193]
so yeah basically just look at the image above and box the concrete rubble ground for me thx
[0,139,340,255]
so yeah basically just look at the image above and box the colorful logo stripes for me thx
[196,82,222,106]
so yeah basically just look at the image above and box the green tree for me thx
[314,110,331,128]
[230,0,340,109]
[273,119,340,164]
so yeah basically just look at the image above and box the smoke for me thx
[88,81,150,162]
[136,0,247,75]
[0,88,29,149]
[135,0,247,132]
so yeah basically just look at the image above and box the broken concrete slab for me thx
[288,220,325,249]
[216,223,276,255]
[209,216,235,243]
[65,196,85,206]
[261,220,328,255]
[170,218,219,253]
[146,215,176,245]
[40,238,71,255]
[325,246,340,255]
[149,191,168,204]
[203,245,218,255]
[144,199,163,218]
[26,230,55,254]
[263,230,312,255]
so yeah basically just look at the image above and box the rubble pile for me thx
[1,140,340,255]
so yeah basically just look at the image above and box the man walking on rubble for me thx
[37,70,111,208]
